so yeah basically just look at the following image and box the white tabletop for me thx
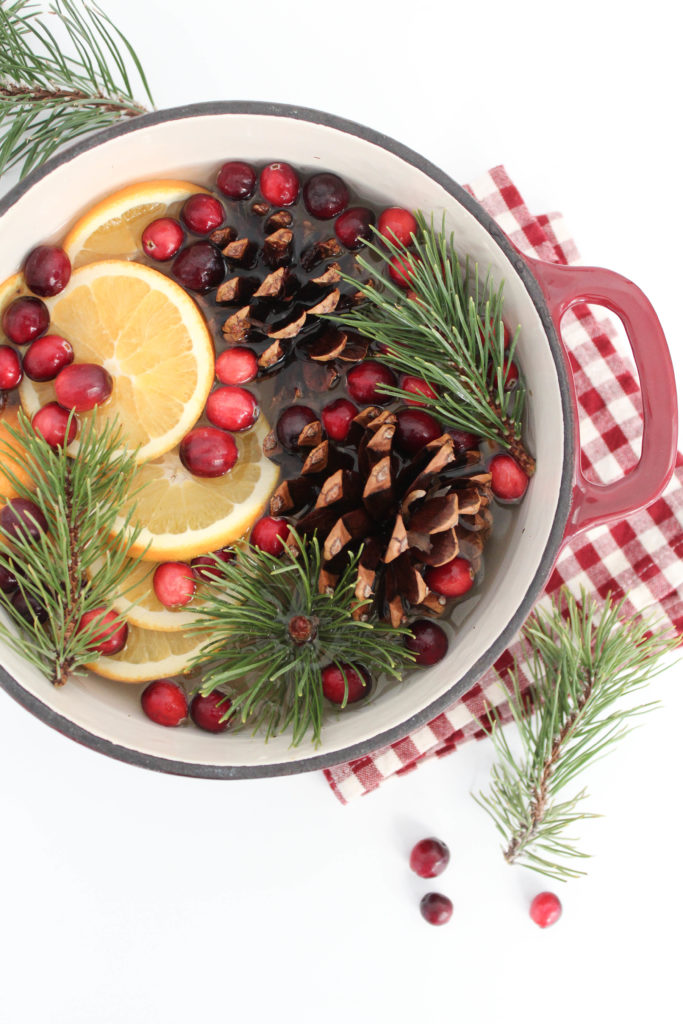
[1,2,681,1021]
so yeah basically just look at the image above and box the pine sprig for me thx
[0,409,146,685]
[0,0,153,178]
[474,588,679,881]
[330,214,535,475]
[189,530,415,747]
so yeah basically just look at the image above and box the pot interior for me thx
[0,109,570,774]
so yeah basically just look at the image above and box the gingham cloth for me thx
[324,165,683,804]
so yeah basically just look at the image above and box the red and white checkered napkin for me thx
[324,165,683,804]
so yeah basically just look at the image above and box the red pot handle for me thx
[524,256,678,538]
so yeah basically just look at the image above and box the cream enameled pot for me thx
[0,103,677,778]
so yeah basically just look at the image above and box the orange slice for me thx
[111,415,279,562]
[18,260,215,463]
[0,406,37,503]
[86,623,204,683]
[62,179,210,267]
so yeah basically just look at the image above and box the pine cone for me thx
[268,407,493,626]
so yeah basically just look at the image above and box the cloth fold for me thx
[324,166,683,804]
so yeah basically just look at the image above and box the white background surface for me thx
[1,2,681,1021]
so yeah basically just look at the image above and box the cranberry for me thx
[179,427,238,478]
[321,398,358,442]
[389,254,418,288]
[1,296,50,345]
[409,837,450,877]
[0,498,47,541]
[502,360,519,387]
[190,691,232,733]
[250,516,290,556]
[206,385,258,432]
[489,454,529,501]
[303,173,350,220]
[401,375,437,407]
[181,194,225,235]
[77,607,128,656]
[321,663,370,706]
[346,361,396,405]
[419,892,453,926]
[172,242,224,293]
[217,160,257,200]
[141,679,188,727]
[55,363,112,412]
[378,207,418,246]
[334,207,375,250]
[12,589,48,624]
[448,428,481,454]
[32,402,78,448]
[481,317,511,349]
[153,561,196,608]
[406,620,449,666]
[276,405,317,452]
[142,217,184,261]
[425,557,474,598]
[260,162,300,206]
[0,563,18,594]
[0,346,22,389]
[24,245,71,297]
[23,335,73,382]
[529,892,562,928]
[395,409,442,456]
[191,547,234,582]
[216,347,258,386]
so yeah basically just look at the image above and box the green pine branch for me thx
[474,588,679,881]
[0,409,146,685]
[0,0,154,178]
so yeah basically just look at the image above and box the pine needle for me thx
[0,0,153,178]
[474,588,679,881]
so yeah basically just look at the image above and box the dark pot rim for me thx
[0,101,574,780]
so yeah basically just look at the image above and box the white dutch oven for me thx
[0,103,677,778]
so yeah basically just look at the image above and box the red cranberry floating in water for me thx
[32,402,78,448]
[395,408,443,456]
[153,562,196,608]
[346,361,397,405]
[321,398,358,442]
[172,241,224,294]
[141,217,184,261]
[77,607,128,656]
[401,375,437,407]
[181,194,225,235]
[448,428,480,455]
[206,386,258,433]
[217,160,257,200]
[419,892,453,926]
[0,345,22,389]
[425,556,474,598]
[179,427,238,478]
[191,547,234,582]
[529,892,562,929]
[389,253,418,288]
[216,346,258,386]
[141,679,188,727]
[190,691,232,733]
[334,206,375,250]
[303,173,350,220]
[321,663,371,706]
[2,296,50,345]
[24,245,71,297]
[55,363,112,412]
[409,837,451,878]
[480,317,511,349]
[378,207,418,246]
[0,497,47,542]
[276,405,317,452]
[0,562,18,594]
[406,620,449,666]
[489,453,529,501]
[23,334,73,382]
[260,162,300,207]
[250,516,290,556]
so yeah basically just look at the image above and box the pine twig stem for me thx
[1,82,147,117]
